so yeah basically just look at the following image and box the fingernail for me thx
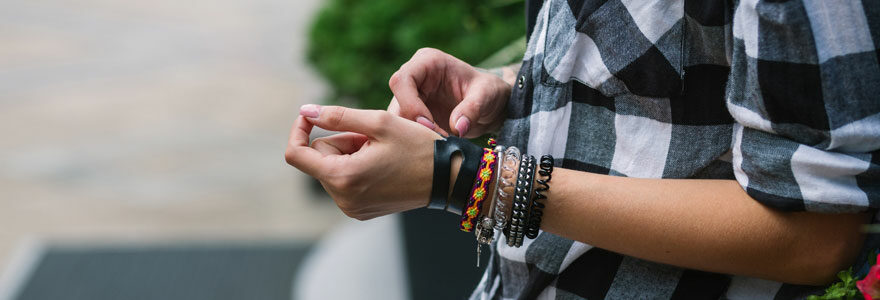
[455,116,470,137]
[416,116,435,129]
[300,104,320,119]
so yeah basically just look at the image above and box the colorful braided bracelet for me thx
[460,148,497,232]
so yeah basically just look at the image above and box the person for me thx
[286,0,880,298]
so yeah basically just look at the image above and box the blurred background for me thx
[0,0,523,299]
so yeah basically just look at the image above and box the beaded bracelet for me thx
[505,154,525,244]
[460,149,497,232]
[512,154,536,247]
[525,155,554,239]
[508,154,534,247]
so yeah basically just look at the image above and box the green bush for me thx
[307,0,526,109]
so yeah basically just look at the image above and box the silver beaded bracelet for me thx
[508,154,534,247]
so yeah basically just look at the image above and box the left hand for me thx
[285,104,444,220]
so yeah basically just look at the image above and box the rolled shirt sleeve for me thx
[726,0,880,213]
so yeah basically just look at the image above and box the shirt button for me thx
[517,75,525,89]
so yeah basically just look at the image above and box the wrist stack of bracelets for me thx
[429,136,554,267]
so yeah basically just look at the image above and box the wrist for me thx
[500,65,519,88]
[449,154,463,199]
[478,63,521,87]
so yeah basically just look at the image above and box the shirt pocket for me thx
[507,58,535,120]
[536,0,578,88]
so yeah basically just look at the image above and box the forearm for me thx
[540,168,869,285]
[478,63,521,88]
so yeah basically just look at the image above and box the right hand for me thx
[285,105,445,220]
[387,48,511,138]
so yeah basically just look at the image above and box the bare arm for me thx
[449,159,868,285]
[541,168,869,285]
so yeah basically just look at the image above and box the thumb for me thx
[389,73,435,123]
[300,104,390,137]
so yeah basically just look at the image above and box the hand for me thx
[387,48,511,138]
[285,104,444,220]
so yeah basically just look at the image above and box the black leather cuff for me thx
[429,137,482,215]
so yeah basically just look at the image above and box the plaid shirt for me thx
[471,0,880,299]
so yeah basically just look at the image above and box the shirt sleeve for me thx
[725,0,880,213]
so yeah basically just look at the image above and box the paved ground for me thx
[15,244,311,300]
[0,0,344,277]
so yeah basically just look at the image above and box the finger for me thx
[387,97,401,115]
[311,139,340,155]
[449,93,485,138]
[388,63,435,122]
[285,115,329,176]
[390,96,446,135]
[300,104,391,137]
[311,132,369,155]
[434,126,450,137]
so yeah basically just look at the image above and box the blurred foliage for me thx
[307,0,526,109]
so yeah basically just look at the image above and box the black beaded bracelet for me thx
[525,155,553,239]
[504,154,525,245]
[507,154,534,247]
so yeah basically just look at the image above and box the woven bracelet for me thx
[460,149,496,232]
[475,144,504,244]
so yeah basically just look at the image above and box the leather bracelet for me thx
[429,139,453,210]
[446,138,483,215]
[428,136,482,214]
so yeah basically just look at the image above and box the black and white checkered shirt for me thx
[471,0,880,299]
